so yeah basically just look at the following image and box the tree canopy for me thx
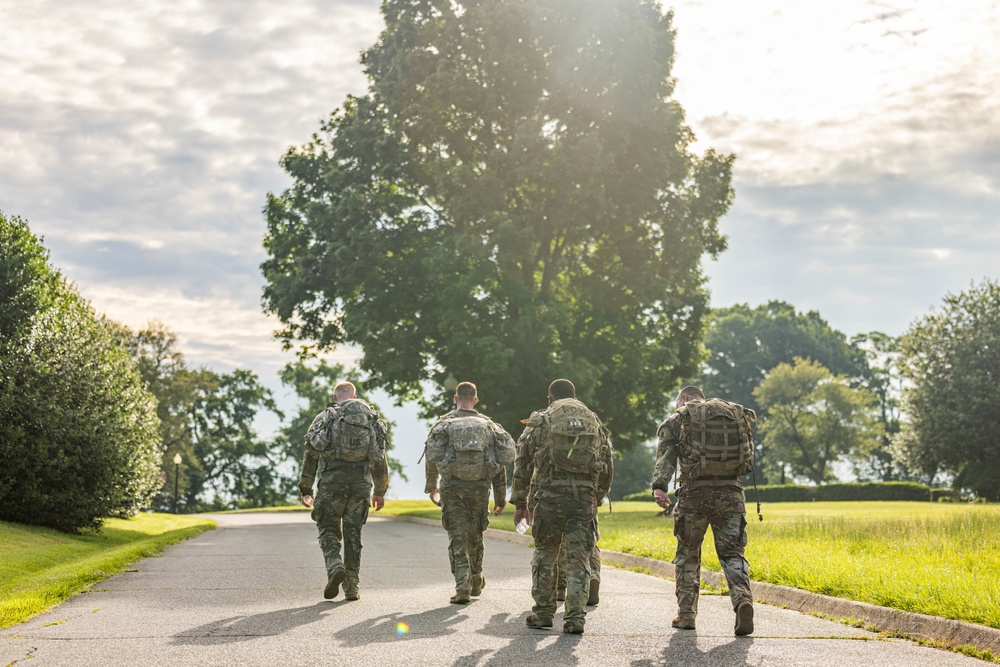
[121,323,288,511]
[753,358,880,485]
[262,0,734,444]
[701,301,865,413]
[897,279,1000,500]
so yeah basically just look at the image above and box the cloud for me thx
[668,0,1000,337]
[0,0,384,374]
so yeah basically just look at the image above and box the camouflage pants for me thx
[312,470,372,590]
[556,516,601,588]
[531,495,596,623]
[672,486,751,617]
[440,485,490,593]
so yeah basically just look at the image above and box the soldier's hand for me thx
[301,494,314,509]
[513,507,530,527]
[372,495,385,511]
[429,489,441,507]
[492,501,505,516]
[653,489,671,510]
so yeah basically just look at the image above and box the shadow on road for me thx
[333,604,466,646]
[171,603,333,645]
[631,631,753,667]
[452,611,583,666]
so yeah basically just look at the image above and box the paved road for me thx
[0,512,986,666]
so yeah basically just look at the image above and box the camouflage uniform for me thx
[510,399,614,627]
[652,411,752,620]
[556,518,601,590]
[299,400,389,597]
[424,408,510,595]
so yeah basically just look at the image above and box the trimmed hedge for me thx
[622,490,676,504]
[748,482,946,503]
[626,483,956,503]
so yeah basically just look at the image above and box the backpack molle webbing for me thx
[542,399,602,489]
[440,415,494,482]
[680,399,755,484]
[308,399,377,464]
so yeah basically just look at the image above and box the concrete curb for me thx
[381,513,1000,654]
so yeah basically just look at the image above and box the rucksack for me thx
[540,398,603,479]
[440,415,494,481]
[677,398,756,481]
[306,398,377,463]
[430,414,515,482]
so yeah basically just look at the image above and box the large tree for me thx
[701,301,866,413]
[753,358,880,485]
[897,280,1000,499]
[122,323,286,511]
[851,331,911,482]
[262,0,734,444]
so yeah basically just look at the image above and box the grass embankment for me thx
[382,500,1000,629]
[0,513,215,629]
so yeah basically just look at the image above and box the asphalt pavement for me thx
[0,511,988,666]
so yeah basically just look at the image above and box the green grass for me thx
[0,513,215,629]
[382,499,1000,629]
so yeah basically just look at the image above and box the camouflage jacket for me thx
[509,400,614,509]
[423,408,508,504]
[651,412,682,494]
[298,401,390,497]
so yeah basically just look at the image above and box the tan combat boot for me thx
[671,615,696,630]
[525,614,553,629]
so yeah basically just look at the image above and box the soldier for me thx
[424,381,514,604]
[652,385,756,636]
[511,379,614,635]
[299,381,389,602]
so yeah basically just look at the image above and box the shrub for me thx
[622,490,675,504]
[0,211,161,531]
[749,481,939,503]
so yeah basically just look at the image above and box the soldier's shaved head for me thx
[675,385,704,409]
[677,385,705,400]
[333,382,357,402]
[548,379,576,400]
[456,382,477,401]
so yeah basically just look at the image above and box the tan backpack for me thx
[306,398,378,464]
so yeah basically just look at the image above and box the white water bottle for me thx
[516,518,529,535]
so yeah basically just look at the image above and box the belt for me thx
[686,476,740,488]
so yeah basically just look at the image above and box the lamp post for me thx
[443,372,458,393]
[172,452,182,514]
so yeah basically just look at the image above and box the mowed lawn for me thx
[382,499,1000,629]
[0,513,214,629]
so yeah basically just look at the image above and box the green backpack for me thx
[541,398,603,479]
[677,398,755,481]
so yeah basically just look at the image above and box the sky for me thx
[2,0,998,499]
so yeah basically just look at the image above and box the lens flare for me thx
[395,622,410,637]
